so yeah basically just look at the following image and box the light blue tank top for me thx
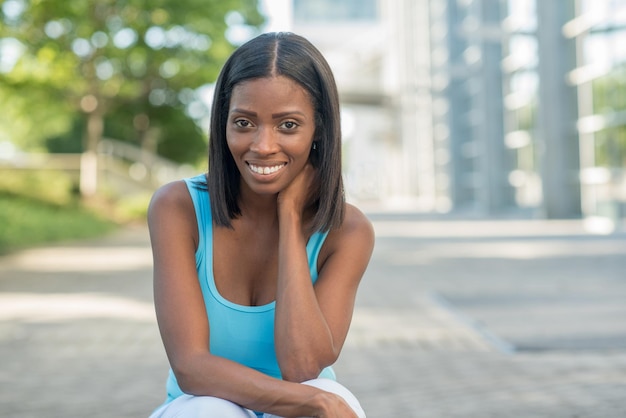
[163,175,335,404]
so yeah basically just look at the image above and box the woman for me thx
[148,32,374,417]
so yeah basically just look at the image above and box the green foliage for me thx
[0,169,77,205]
[591,64,626,167]
[0,84,73,150]
[0,0,264,162]
[104,101,208,164]
[0,192,116,254]
[592,64,626,114]
[114,191,153,222]
[45,117,87,153]
[594,127,626,168]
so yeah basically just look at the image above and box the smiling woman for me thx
[147,32,374,418]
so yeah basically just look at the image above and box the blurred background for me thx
[1,0,625,248]
[1,1,626,417]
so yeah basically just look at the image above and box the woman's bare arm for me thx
[275,165,375,382]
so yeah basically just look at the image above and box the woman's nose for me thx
[250,126,279,154]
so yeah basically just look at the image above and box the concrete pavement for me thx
[0,217,625,417]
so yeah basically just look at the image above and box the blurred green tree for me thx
[0,0,264,167]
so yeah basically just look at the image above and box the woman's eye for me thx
[280,121,298,130]
[234,119,252,128]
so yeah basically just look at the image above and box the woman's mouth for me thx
[247,163,286,175]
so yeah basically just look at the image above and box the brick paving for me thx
[1,217,625,417]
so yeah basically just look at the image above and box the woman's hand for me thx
[315,392,361,418]
[264,390,361,418]
[277,162,319,218]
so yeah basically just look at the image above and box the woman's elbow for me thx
[281,364,323,383]
[170,353,207,394]
[281,351,338,383]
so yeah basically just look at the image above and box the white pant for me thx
[149,378,366,418]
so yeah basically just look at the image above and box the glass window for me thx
[293,0,378,23]
[592,65,626,113]
[506,0,536,32]
[595,127,626,168]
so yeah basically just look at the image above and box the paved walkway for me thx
[1,217,625,417]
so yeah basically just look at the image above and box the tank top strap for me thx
[183,174,211,266]
[306,229,330,282]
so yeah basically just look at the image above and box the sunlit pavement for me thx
[1,218,625,417]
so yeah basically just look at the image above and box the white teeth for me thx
[249,163,285,175]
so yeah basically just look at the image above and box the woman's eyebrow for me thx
[229,108,307,119]
[230,108,257,116]
[271,110,306,119]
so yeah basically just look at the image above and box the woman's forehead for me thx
[229,76,314,111]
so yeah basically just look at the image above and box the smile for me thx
[247,163,286,175]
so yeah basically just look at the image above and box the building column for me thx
[536,1,581,218]
[475,0,514,213]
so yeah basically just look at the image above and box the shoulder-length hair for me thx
[207,32,345,232]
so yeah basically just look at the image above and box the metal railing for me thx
[0,138,197,197]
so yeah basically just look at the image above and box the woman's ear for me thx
[309,141,320,168]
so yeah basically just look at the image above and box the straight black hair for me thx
[207,32,345,232]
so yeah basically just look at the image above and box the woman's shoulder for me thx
[150,180,189,206]
[148,180,196,222]
[317,203,374,279]
[148,179,201,243]
[327,203,374,249]
[344,203,373,232]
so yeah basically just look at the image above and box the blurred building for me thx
[281,0,626,225]
[502,0,626,227]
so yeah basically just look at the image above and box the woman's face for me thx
[226,76,316,196]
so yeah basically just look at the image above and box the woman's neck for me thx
[237,186,279,225]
